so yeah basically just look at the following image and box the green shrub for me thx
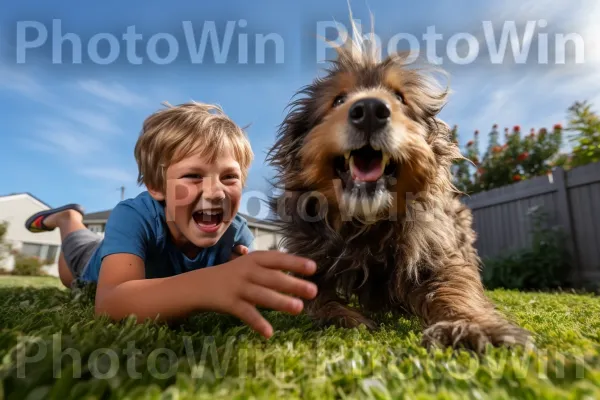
[0,221,11,266]
[12,254,47,276]
[481,206,571,290]
[566,100,600,168]
[452,124,565,195]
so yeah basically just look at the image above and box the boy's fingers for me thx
[230,245,249,260]
[233,245,249,255]
[252,251,316,275]
[242,284,305,315]
[233,302,273,339]
[251,268,317,300]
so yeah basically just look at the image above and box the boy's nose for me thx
[202,179,226,201]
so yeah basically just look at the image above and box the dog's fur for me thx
[265,23,531,353]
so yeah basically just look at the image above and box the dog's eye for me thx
[394,91,406,104]
[333,94,346,107]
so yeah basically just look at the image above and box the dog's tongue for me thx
[350,154,384,182]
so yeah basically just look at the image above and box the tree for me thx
[566,100,600,168]
[0,221,11,266]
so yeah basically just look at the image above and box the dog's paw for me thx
[422,320,532,353]
[311,302,378,330]
[318,312,378,331]
[336,314,378,330]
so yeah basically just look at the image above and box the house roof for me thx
[0,192,52,208]
[82,210,112,221]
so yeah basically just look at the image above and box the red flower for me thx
[513,125,521,132]
[474,130,479,135]
[554,123,562,130]
[467,140,474,146]
[513,175,522,182]
[539,128,547,138]
[492,145,502,153]
[517,152,529,161]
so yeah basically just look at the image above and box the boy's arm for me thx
[94,250,318,338]
[94,253,203,321]
[92,201,211,322]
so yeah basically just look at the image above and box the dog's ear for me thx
[428,118,463,168]
[265,88,315,197]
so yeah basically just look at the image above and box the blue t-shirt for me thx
[80,191,255,282]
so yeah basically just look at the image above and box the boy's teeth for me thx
[200,210,222,215]
[344,152,351,160]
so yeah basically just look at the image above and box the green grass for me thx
[0,275,64,289]
[1,276,600,399]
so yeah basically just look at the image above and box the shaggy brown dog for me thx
[266,31,531,353]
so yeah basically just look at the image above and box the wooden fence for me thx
[461,161,600,286]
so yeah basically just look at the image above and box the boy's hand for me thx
[203,250,318,339]
[231,245,249,260]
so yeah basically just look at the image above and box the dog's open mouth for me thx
[334,146,398,185]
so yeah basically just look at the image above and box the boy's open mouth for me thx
[193,209,224,233]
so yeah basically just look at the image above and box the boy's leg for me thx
[41,209,88,288]
[43,209,87,240]
[58,252,72,288]
[25,206,101,288]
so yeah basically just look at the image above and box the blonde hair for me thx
[134,101,254,192]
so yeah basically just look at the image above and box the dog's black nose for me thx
[348,98,391,133]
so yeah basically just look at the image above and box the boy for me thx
[24,101,318,339]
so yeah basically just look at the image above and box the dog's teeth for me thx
[344,153,351,170]
[382,154,390,168]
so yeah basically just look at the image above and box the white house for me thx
[0,193,61,276]
[83,209,284,251]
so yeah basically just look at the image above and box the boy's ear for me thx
[147,187,166,201]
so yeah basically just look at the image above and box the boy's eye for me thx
[183,174,202,179]
[223,174,240,180]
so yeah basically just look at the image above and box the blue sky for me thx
[1,0,598,219]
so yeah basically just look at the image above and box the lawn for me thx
[1,276,600,399]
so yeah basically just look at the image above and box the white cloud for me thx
[61,108,122,134]
[29,119,107,157]
[441,0,600,153]
[78,167,135,183]
[0,67,124,135]
[0,65,53,104]
[78,80,148,108]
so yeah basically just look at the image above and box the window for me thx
[46,245,59,263]
[87,224,104,234]
[21,242,43,258]
[20,242,60,263]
